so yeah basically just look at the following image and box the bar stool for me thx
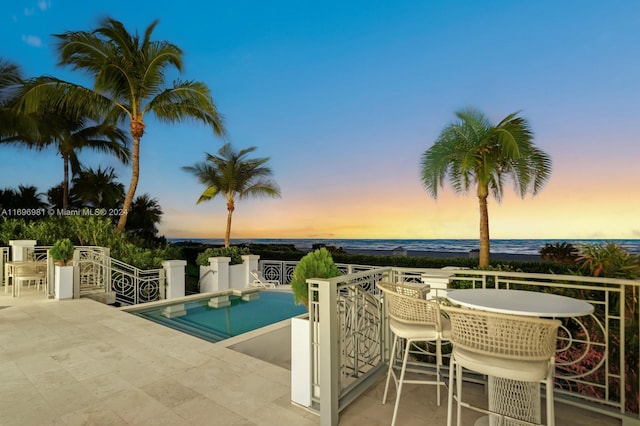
[442,305,561,426]
[377,281,450,426]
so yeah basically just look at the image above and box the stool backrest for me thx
[377,281,443,329]
[442,305,560,361]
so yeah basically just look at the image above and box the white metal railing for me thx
[0,247,8,286]
[268,261,640,426]
[109,257,165,305]
[75,246,111,297]
[1,245,165,305]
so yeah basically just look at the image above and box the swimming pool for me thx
[129,290,307,343]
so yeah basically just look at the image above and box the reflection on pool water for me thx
[129,290,307,343]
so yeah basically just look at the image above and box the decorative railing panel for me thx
[309,268,388,418]
[76,246,110,290]
[110,257,164,305]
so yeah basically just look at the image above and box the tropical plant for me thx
[183,143,281,247]
[2,110,129,211]
[195,246,250,266]
[38,116,128,210]
[0,185,47,219]
[49,238,75,266]
[46,183,82,210]
[17,17,225,232]
[420,109,551,267]
[290,248,342,307]
[71,166,125,209]
[124,194,163,243]
[576,243,640,280]
[0,58,41,142]
[540,242,579,264]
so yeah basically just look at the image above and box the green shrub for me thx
[290,248,342,307]
[196,246,250,266]
[49,238,75,266]
[539,242,579,264]
[576,243,640,279]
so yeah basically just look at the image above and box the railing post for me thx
[72,249,80,299]
[161,260,185,300]
[317,277,339,426]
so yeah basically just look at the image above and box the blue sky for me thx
[2,1,640,240]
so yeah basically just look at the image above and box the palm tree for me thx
[2,59,130,210]
[71,166,125,209]
[46,183,81,210]
[0,185,47,219]
[17,18,225,232]
[183,143,281,247]
[0,59,23,139]
[125,194,163,243]
[12,112,129,211]
[420,109,551,267]
[0,58,42,143]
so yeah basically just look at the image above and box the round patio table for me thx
[446,288,594,317]
[446,288,594,426]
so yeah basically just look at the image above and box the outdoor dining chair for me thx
[377,281,450,426]
[442,305,561,426]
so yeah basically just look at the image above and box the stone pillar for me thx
[200,257,230,293]
[162,259,186,299]
[242,254,260,287]
[421,269,456,300]
[9,240,37,261]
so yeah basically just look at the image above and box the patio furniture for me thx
[442,305,561,426]
[377,281,450,426]
[7,261,47,297]
[249,270,279,288]
[388,281,430,298]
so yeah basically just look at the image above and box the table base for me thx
[482,376,540,426]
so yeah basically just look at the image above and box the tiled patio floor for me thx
[0,288,622,425]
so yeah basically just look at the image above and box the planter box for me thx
[54,265,74,300]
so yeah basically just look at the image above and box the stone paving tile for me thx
[0,291,622,426]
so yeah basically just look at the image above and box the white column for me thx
[200,257,230,293]
[421,268,459,300]
[9,240,37,261]
[162,259,186,299]
[242,254,260,286]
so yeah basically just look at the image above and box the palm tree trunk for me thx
[225,200,234,248]
[116,136,140,233]
[62,154,69,211]
[478,193,490,267]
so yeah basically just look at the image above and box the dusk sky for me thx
[2,1,639,240]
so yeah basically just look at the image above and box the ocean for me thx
[168,238,640,255]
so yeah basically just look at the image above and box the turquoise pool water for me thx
[130,291,306,343]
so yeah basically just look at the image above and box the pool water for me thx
[130,291,307,343]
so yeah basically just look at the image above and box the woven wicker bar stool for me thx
[442,306,561,426]
[377,281,450,426]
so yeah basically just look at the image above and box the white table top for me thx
[446,288,594,317]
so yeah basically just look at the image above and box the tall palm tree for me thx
[17,18,225,232]
[0,59,23,139]
[420,109,551,267]
[2,59,130,210]
[13,112,129,211]
[0,58,41,143]
[183,143,281,247]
